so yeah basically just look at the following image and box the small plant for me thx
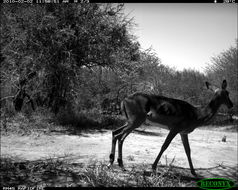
[127,155,135,161]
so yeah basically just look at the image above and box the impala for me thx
[108,80,233,176]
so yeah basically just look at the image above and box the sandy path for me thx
[1,125,237,179]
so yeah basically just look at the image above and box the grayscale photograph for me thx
[0,3,237,188]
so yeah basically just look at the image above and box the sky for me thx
[123,4,237,73]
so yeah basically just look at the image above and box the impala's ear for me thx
[221,80,227,90]
[205,81,218,92]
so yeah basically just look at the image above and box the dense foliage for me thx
[0,4,140,114]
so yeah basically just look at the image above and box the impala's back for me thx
[122,93,198,132]
[146,94,198,131]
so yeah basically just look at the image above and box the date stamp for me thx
[3,0,33,3]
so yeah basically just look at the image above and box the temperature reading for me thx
[223,0,236,3]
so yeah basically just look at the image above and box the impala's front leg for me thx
[152,130,178,171]
[180,134,197,177]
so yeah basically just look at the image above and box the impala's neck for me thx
[196,97,221,125]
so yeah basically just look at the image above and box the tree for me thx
[0,4,140,113]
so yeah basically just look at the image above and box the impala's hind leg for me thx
[108,123,128,167]
[116,116,146,168]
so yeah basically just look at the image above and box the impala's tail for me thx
[121,100,129,120]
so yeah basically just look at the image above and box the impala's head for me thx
[206,80,233,109]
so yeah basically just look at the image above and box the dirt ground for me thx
[1,124,237,181]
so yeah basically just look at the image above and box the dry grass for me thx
[0,157,196,187]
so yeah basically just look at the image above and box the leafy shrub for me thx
[56,106,124,130]
[56,108,99,129]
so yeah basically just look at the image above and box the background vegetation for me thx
[1,4,237,124]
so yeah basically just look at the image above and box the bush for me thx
[0,108,55,136]
[56,108,99,129]
[56,106,124,130]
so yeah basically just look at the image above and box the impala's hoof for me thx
[117,158,124,168]
[107,163,112,168]
[152,164,157,171]
[191,170,198,178]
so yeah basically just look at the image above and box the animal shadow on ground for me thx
[50,127,109,137]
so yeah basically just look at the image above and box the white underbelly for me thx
[145,119,170,130]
